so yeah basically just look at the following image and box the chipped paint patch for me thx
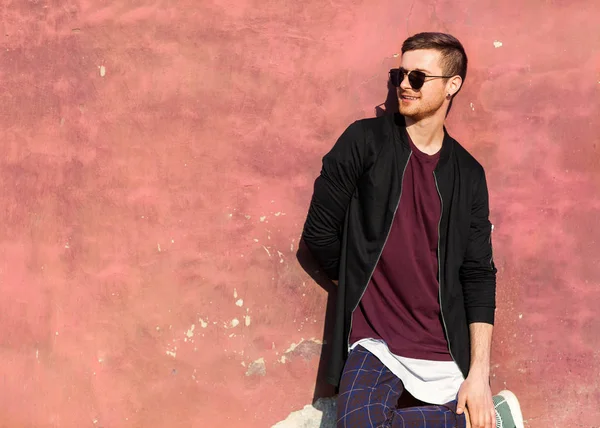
[245,357,266,376]
[236,299,244,307]
[285,338,309,354]
[493,40,503,48]
[225,318,240,329]
[186,324,195,338]
[260,216,266,222]
[199,318,208,328]
[234,288,238,299]
[272,397,337,427]
[278,338,324,364]
[244,314,251,326]
[99,65,106,76]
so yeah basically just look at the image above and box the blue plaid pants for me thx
[337,346,466,428]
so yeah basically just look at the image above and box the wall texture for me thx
[0,0,599,427]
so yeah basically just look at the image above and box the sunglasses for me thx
[389,68,453,90]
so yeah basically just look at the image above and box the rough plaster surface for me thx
[272,397,336,428]
[0,0,599,427]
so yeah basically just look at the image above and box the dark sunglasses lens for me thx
[408,70,426,89]
[389,69,401,87]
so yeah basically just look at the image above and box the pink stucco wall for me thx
[0,0,599,426]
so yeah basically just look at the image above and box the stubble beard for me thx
[398,93,446,122]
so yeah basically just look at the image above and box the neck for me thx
[404,110,446,155]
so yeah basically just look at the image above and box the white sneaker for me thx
[493,390,524,428]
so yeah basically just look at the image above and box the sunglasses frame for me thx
[389,68,454,90]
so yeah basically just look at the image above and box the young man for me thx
[302,33,524,428]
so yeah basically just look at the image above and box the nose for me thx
[398,72,412,90]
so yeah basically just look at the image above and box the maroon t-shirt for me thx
[349,135,452,361]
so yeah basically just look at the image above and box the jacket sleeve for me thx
[459,169,497,325]
[301,121,366,280]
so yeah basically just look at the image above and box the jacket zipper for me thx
[433,171,456,363]
[489,224,494,268]
[347,153,413,349]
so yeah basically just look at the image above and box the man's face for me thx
[397,49,449,121]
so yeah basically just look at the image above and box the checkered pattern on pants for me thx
[337,346,466,428]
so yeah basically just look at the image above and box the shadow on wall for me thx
[375,78,399,118]
[296,239,338,402]
[285,81,398,428]
[296,77,399,398]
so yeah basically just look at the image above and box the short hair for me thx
[401,32,468,82]
[401,32,468,114]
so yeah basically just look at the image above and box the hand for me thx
[456,373,496,428]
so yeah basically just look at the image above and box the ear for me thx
[446,75,463,97]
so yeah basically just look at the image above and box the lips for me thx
[401,95,419,101]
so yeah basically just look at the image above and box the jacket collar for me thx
[392,113,454,167]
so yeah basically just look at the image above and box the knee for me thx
[336,392,386,428]
[336,392,356,427]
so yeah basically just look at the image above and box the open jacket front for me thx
[302,113,497,387]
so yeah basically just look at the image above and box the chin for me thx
[399,106,419,119]
[400,104,443,122]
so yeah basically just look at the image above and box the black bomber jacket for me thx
[302,113,497,386]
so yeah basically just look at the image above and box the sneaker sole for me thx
[497,390,524,428]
